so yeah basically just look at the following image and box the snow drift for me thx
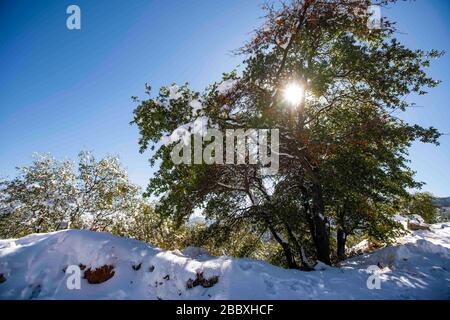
[0,223,449,300]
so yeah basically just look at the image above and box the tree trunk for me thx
[337,228,347,262]
[267,224,299,269]
[35,217,44,233]
[284,223,314,270]
[280,241,299,269]
[310,182,331,265]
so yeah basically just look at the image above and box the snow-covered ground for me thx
[0,223,449,300]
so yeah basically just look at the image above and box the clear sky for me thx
[0,0,449,196]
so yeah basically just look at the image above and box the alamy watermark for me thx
[66,265,81,290]
[166,119,280,175]
[367,5,381,30]
[63,3,380,31]
[66,5,81,30]
[366,265,382,289]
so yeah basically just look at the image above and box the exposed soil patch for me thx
[186,272,219,289]
[132,263,142,271]
[84,265,115,284]
[408,221,431,231]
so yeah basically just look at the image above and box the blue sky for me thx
[0,0,449,196]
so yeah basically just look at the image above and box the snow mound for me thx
[1,224,449,300]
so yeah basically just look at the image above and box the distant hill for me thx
[432,197,450,207]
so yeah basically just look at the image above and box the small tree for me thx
[0,154,77,236]
[113,202,187,250]
[0,152,142,237]
[401,192,438,224]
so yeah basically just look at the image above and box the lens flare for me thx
[283,82,304,106]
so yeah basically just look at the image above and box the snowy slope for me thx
[0,224,449,300]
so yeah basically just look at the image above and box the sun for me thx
[283,82,304,106]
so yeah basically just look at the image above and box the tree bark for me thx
[310,182,331,265]
[337,228,347,262]
[283,222,314,270]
